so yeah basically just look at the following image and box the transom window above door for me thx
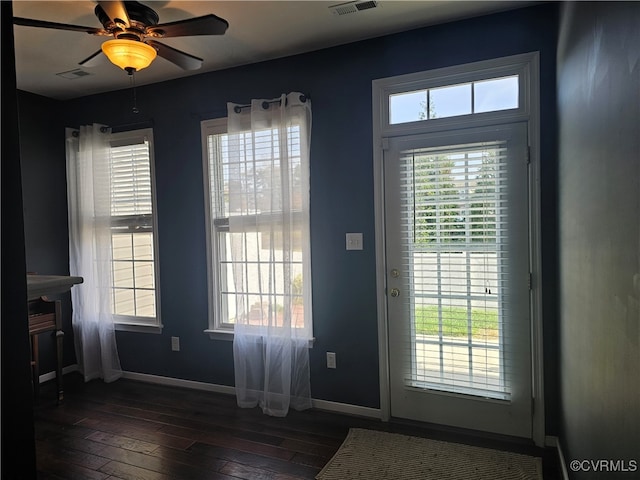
[376,55,534,136]
[389,75,519,124]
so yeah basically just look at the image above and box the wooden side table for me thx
[28,297,63,402]
[26,274,83,403]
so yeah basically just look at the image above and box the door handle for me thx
[389,287,400,298]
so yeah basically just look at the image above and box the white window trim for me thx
[372,52,544,445]
[201,117,228,338]
[109,128,163,334]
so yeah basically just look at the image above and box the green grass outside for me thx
[415,305,498,339]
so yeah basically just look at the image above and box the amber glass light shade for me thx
[101,39,157,72]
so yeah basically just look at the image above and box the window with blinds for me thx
[201,118,309,334]
[109,129,159,325]
[399,140,510,399]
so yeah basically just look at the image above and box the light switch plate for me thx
[346,232,363,250]
[326,352,337,369]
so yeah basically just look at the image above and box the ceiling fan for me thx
[13,0,229,74]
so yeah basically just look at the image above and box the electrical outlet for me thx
[326,352,337,369]
[171,336,180,351]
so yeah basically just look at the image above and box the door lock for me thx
[389,287,400,297]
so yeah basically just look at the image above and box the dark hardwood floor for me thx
[34,373,560,479]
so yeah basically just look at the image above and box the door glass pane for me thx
[399,141,509,400]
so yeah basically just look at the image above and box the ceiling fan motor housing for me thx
[95,1,160,40]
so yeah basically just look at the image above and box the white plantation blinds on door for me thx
[398,140,513,400]
[109,131,158,321]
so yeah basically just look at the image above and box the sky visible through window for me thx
[390,75,519,124]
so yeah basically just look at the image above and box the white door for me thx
[384,123,532,438]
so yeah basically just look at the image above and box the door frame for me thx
[371,52,545,446]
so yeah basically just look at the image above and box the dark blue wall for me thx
[20,4,559,431]
[557,2,640,476]
[18,92,76,374]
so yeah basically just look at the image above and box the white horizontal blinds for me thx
[207,133,228,220]
[109,136,156,319]
[110,139,152,217]
[208,127,305,328]
[399,140,511,400]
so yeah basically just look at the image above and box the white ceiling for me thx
[12,1,532,100]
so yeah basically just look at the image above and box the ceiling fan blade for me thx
[152,14,229,38]
[97,0,130,28]
[13,17,103,34]
[146,40,203,71]
[79,50,106,68]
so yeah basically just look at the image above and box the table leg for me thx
[31,334,40,398]
[56,329,64,403]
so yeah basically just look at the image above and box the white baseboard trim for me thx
[311,398,381,419]
[121,371,381,419]
[121,371,236,396]
[41,368,382,419]
[38,364,79,384]
[546,435,570,480]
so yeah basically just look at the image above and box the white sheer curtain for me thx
[228,92,312,416]
[66,124,122,383]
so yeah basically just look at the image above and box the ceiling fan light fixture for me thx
[101,39,157,73]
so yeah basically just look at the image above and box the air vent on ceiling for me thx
[56,69,92,80]
[330,1,378,16]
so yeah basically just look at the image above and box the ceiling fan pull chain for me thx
[130,71,139,114]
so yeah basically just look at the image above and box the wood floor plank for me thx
[278,438,337,458]
[97,460,174,480]
[219,460,312,480]
[36,452,112,480]
[147,444,228,472]
[196,429,296,461]
[289,451,332,469]
[37,439,111,471]
[78,416,196,451]
[187,441,321,478]
[85,431,162,455]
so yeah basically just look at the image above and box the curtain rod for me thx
[70,120,154,136]
[232,93,310,114]
[71,128,107,137]
[192,93,311,120]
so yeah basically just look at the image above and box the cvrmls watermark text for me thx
[570,459,637,473]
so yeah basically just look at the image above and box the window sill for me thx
[204,329,315,347]
[115,322,163,334]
